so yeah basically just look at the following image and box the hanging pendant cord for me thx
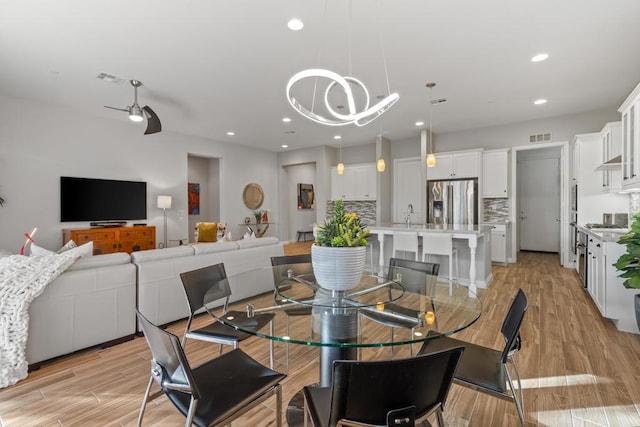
[311,0,330,113]
[377,0,393,94]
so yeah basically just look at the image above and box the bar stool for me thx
[392,230,420,261]
[421,232,458,293]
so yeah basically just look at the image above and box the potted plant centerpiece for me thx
[614,211,640,331]
[312,199,370,291]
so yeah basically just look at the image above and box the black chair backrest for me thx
[270,254,313,283]
[387,257,440,295]
[179,263,230,313]
[328,346,464,426]
[499,288,528,363]
[136,309,200,399]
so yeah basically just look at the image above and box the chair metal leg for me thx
[269,320,275,369]
[275,384,283,427]
[509,355,525,426]
[136,375,154,427]
[436,406,445,427]
[184,397,198,427]
[504,361,525,426]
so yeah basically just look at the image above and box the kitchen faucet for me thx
[405,204,414,228]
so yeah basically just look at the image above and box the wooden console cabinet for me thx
[63,226,156,255]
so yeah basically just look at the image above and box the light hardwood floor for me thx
[1,245,640,426]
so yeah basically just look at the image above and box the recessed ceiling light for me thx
[226,131,235,136]
[282,117,292,123]
[415,121,425,126]
[281,144,289,148]
[333,135,342,140]
[287,18,304,31]
[531,53,549,62]
[534,99,547,105]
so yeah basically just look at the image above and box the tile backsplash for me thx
[326,200,377,226]
[483,198,510,222]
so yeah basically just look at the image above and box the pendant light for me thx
[337,138,345,175]
[376,134,386,172]
[426,82,437,168]
[286,0,399,127]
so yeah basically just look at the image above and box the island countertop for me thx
[369,223,492,236]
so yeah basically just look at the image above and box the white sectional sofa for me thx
[4,236,283,369]
[132,237,284,332]
[26,252,137,366]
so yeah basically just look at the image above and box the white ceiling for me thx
[2,0,640,152]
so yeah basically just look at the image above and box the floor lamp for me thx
[157,195,172,248]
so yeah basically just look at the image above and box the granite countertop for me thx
[577,225,630,243]
[370,223,492,235]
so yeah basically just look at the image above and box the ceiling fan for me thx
[104,79,161,135]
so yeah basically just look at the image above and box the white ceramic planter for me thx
[311,244,367,291]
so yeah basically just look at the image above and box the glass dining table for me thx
[204,262,482,388]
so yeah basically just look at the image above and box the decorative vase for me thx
[311,244,367,291]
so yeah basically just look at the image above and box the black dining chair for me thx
[419,288,528,425]
[179,263,274,367]
[359,257,440,355]
[270,254,315,370]
[135,309,286,427]
[302,346,464,427]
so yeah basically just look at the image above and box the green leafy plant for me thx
[315,199,369,247]
[253,210,262,221]
[0,196,4,207]
[614,211,640,289]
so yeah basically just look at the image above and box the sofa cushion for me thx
[0,249,12,259]
[192,241,239,255]
[196,222,218,242]
[236,236,280,249]
[66,252,131,271]
[130,245,195,263]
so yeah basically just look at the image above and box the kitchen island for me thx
[369,224,493,294]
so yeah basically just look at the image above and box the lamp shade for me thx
[336,162,345,175]
[376,157,386,172]
[157,195,172,209]
[426,153,437,168]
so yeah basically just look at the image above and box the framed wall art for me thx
[188,182,200,215]
[297,183,314,210]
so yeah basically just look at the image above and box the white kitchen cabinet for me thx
[587,235,605,313]
[393,157,422,223]
[427,151,481,180]
[598,122,622,192]
[482,149,509,197]
[620,81,640,189]
[331,163,377,201]
[482,223,508,264]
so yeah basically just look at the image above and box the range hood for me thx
[594,154,622,171]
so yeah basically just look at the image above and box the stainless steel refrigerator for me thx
[427,178,478,225]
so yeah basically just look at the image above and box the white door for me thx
[518,156,560,252]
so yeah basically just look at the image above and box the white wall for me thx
[283,163,316,242]
[0,95,278,252]
[435,108,619,151]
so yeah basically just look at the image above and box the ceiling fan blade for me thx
[104,105,128,112]
[142,105,162,135]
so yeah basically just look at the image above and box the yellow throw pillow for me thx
[197,222,218,242]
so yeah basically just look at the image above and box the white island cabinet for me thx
[368,224,493,295]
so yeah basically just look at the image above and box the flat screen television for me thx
[60,176,147,222]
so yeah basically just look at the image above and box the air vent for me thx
[529,133,551,143]
[431,98,447,104]
[96,72,125,84]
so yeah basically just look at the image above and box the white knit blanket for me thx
[0,253,79,388]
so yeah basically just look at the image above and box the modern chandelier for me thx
[286,0,399,127]
[426,82,437,168]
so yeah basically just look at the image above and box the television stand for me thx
[90,221,127,228]
[63,225,156,254]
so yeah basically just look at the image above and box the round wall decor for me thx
[243,183,264,210]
